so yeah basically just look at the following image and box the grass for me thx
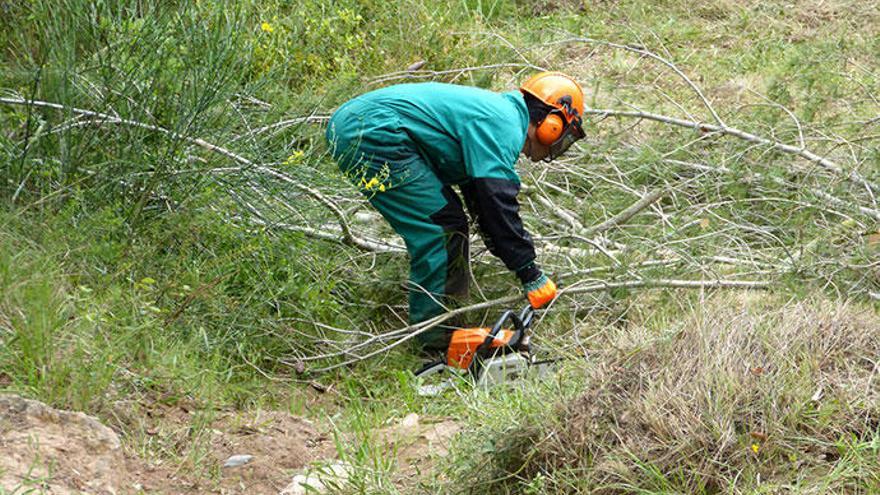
[0,219,114,410]
[1,0,879,493]
[434,293,880,493]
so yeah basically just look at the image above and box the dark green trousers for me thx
[326,100,468,351]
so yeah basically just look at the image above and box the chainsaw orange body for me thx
[446,328,516,369]
[414,306,562,395]
[417,305,533,377]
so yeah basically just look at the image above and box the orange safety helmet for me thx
[520,72,586,156]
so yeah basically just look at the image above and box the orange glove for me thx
[524,274,557,309]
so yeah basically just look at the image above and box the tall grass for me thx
[0,223,115,410]
[441,293,880,493]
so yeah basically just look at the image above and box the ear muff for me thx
[536,113,564,146]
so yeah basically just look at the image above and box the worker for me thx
[325,72,585,355]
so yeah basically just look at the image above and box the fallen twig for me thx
[585,107,879,194]
[295,277,774,373]
[585,188,667,236]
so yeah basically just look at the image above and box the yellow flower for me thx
[378,184,386,192]
[285,150,305,165]
[364,177,379,190]
[261,22,274,33]
[751,443,760,454]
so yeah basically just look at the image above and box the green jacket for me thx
[351,82,529,185]
[328,82,539,277]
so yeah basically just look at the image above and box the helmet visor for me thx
[547,120,585,160]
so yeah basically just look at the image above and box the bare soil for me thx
[375,413,461,479]
[125,408,334,494]
[0,394,124,495]
[0,395,334,495]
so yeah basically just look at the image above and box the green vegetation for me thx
[1,0,878,493]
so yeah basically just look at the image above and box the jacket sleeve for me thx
[457,116,540,280]
[460,178,537,275]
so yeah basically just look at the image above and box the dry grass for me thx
[465,294,880,493]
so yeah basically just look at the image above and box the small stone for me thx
[280,461,351,495]
[281,474,321,495]
[223,454,254,468]
[406,60,426,71]
[292,360,305,375]
[399,413,419,429]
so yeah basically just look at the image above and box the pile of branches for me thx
[4,36,877,372]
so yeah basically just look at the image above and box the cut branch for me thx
[0,96,383,250]
[586,107,880,194]
[585,188,667,236]
[297,277,774,373]
[368,63,537,85]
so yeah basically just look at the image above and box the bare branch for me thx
[586,107,880,194]
[299,277,773,373]
[585,188,667,236]
[0,96,387,250]
[368,63,537,85]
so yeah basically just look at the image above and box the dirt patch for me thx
[281,413,461,494]
[374,413,461,477]
[212,410,330,493]
[0,394,125,494]
[125,409,332,494]
[0,394,333,495]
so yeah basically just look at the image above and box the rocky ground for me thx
[1,394,124,494]
[0,395,459,494]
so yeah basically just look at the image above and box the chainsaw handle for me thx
[468,305,538,374]
[480,304,534,350]
[470,311,517,374]
[518,304,534,329]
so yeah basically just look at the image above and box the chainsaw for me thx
[414,304,558,396]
